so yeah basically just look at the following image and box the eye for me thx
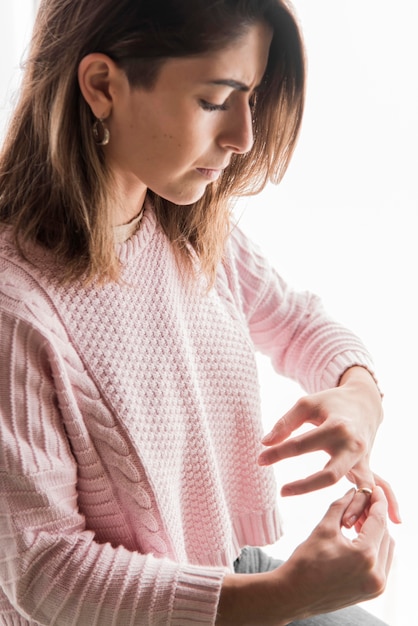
[199,99,229,112]
[249,92,258,110]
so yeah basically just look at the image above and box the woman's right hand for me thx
[217,486,394,625]
[272,486,394,621]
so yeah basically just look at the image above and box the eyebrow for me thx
[208,79,251,92]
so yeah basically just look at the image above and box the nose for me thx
[218,102,254,155]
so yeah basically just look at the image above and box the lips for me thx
[196,168,223,181]
[196,162,230,180]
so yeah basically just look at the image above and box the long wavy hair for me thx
[0,0,306,284]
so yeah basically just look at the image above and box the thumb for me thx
[315,488,356,532]
[354,486,389,550]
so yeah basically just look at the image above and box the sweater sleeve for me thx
[226,226,376,394]
[0,310,226,626]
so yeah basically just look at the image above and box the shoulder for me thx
[222,221,275,285]
[0,226,66,340]
[214,223,278,321]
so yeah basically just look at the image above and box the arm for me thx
[216,487,394,625]
[0,311,225,625]
[225,227,400,526]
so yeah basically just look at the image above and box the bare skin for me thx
[216,487,394,625]
[78,22,272,226]
[77,20,400,623]
[216,366,399,624]
[259,366,401,527]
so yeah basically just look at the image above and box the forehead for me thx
[154,21,273,91]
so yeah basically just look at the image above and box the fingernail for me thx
[261,432,273,444]
[344,515,357,528]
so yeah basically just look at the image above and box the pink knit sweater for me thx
[0,205,375,625]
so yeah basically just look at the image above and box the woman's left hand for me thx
[258,366,402,527]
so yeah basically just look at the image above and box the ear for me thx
[78,53,123,119]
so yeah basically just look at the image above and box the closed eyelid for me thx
[199,87,257,112]
[199,99,229,112]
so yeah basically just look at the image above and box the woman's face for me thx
[105,21,272,211]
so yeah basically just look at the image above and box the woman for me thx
[0,0,399,624]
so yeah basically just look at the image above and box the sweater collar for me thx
[115,197,157,265]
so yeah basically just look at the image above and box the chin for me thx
[157,185,210,206]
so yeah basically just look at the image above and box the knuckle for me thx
[351,436,367,455]
[331,418,351,439]
[296,395,321,419]
[352,545,388,597]
[295,395,309,408]
[313,522,335,544]
[261,450,275,465]
[290,437,305,454]
[321,468,341,486]
[331,419,366,453]
[359,546,376,571]
[364,570,387,597]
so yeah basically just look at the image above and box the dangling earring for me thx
[92,117,110,146]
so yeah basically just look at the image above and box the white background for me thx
[1,1,416,624]
[236,2,417,624]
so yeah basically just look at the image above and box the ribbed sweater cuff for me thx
[320,350,381,393]
[232,508,283,548]
[171,564,227,625]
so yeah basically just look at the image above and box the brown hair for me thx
[0,0,306,285]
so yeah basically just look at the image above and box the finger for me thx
[280,472,329,496]
[373,472,402,524]
[259,428,323,466]
[280,452,356,496]
[353,487,388,554]
[353,510,368,533]
[312,488,356,534]
[384,535,395,579]
[342,462,376,527]
[342,485,374,529]
[261,397,320,445]
[367,509,394,596]
[378,528,394,580]
[259,420,351,466]
[358,529,393,600]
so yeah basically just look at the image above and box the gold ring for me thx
[356,487,373,496]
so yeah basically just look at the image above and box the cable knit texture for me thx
[0,203,376,625]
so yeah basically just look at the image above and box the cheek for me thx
[152,134,198,168]
[118,100,206,168]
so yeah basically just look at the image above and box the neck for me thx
[111,170,148,227]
